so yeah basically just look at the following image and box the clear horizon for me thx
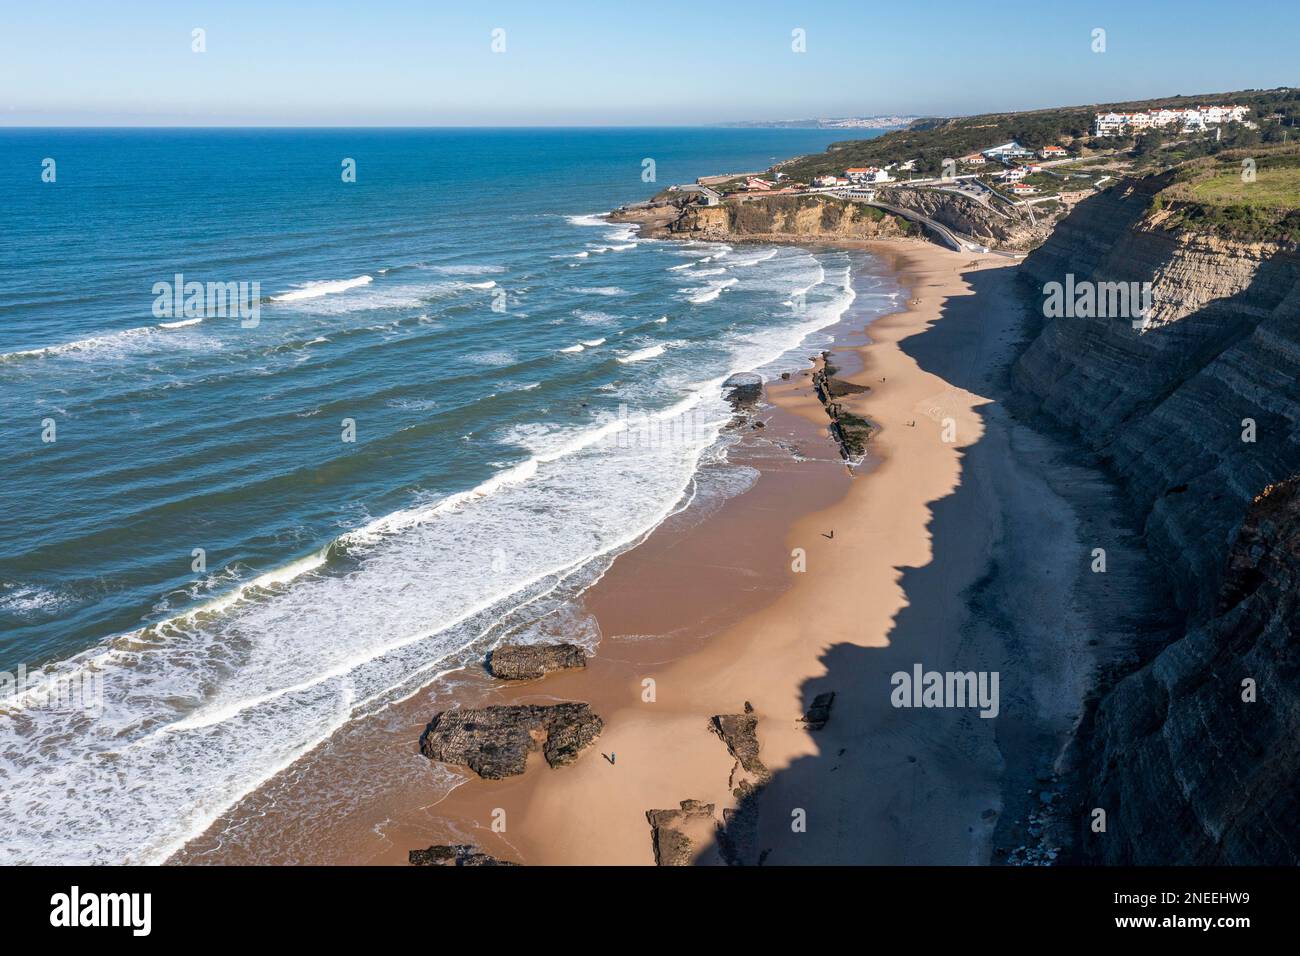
[3,0,1297,127]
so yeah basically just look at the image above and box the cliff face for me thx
[874,186,1049,249]
[665,195,913,243]
[645,190,1043,248]
[1014,178,1300,615]
[1010,177,1300,864]
[1084,479,1300,864]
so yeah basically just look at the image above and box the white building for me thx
[982,141,1033,159]
[1093,104,1250,137]
[845,166,891,183]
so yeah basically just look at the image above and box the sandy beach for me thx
[174,237,1136,866]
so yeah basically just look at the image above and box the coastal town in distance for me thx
[1,0,1297,938]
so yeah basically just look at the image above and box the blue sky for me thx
[2,0,1296,125]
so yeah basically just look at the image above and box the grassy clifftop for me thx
[1150,146,1300,243]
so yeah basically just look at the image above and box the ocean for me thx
[0,127,897,863]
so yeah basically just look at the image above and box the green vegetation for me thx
[1151,147,1300,242]
[1188,163,1300,207]
[773,88,1300,181]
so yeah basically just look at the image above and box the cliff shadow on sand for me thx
[695,259,1173,865]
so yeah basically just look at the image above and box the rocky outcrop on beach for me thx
[419,703,603,779]
[798,692,836,731]
[722,372,764,411]
[708,701,773,865]
[710,702,769,779]
[486,643,587,680]
[1011,175,1300,864]
[811,352,875,460]
[408,844,519,866]
[645,800,717,866]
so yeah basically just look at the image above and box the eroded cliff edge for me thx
[610,189,1048,248]
[1011,175,1300,863]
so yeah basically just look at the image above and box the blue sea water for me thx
[0,127,895,863]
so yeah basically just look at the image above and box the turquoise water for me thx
[0,127,896,863]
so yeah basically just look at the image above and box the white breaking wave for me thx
[688,278,737,304]
[618,344,666,363]
[732,249,779,267]
[565,213,609,227]
[574,310,617,325]
[423,264,505,275]
[0,325,185,363]
[271,275,373,303]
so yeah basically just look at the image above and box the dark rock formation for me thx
[645,800,716,866]
[408,844,519,866]
[722,372,764,411]
[718,780,763,866]
[486,642,587,680]
[810,353,875,460]
[419,703,603,780]
[799,692,836,731]
[710,701,769,778]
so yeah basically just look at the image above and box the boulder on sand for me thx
[486,642,588,680]
[646,800,717,866]
[419,703,603,779]
[409,844,519,866]
[798,691,837,731]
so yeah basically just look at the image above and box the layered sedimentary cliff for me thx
[873,186,1049,249]
[663,194,914,243]
[1084,479,1300,864]
[1011,175,1300,863]
[612,188,1044,248]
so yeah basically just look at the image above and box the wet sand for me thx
[176,239,1122,866]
